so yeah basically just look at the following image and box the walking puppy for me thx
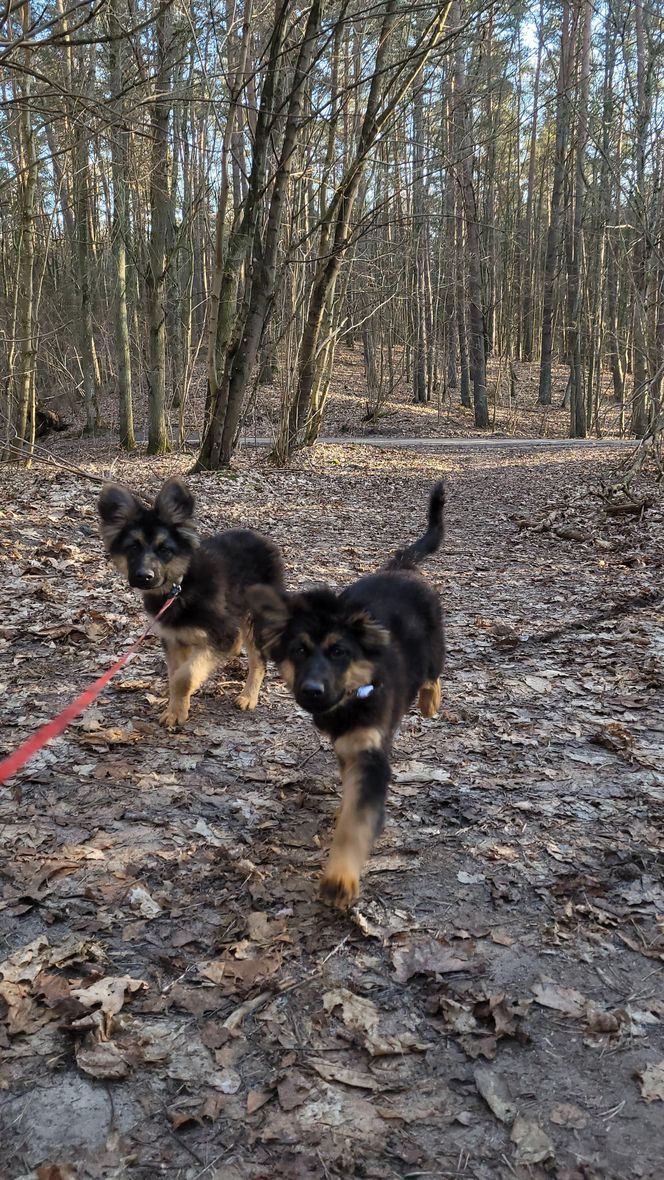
[98,478,284,728]
[249,481,445,909]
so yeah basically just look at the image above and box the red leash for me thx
[0,585,181,787]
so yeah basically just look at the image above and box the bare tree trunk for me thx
[630,0,651,437]
[455,178,471,408]
[109,0,135,449]
[64,16,101,435]
[11,1,38,455]
[568,0,591,438]
[601,2,625,405]
[285,1,454,454]
[453,17,488,427]
[539,0,572,405]
[650,155,664,422]
[412,80,430,403]
[216,0,323,466]
[197,0,322,470]
[521,0,543,361]
[146,1,174,455]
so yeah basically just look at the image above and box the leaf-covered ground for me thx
[54,354,624,445]
[245,356,624,443]
[1,441,662,1180]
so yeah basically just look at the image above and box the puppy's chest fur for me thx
[145,555,242,653]
[312,644,403,742]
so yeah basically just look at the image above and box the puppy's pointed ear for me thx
[247,584,291,649]
[98,484,142,548]
[347,609,389,654]
[155,479,195,527]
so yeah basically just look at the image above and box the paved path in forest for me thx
[240,434,635,449]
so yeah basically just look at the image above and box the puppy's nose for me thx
[300,679,326,701]
[135,569,156,588]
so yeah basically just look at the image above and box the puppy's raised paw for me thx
[320,866,360,911]
[235,692,258,712]
[159,704,188,729]
[418,678,441,719]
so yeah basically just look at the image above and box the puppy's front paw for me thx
[159,704,188,729]
[235,691,258,711]
[320,865,360,911]
[418,679,441,718]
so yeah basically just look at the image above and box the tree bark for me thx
[453,13,488,428]
[145,0,174,455]
[109,0,135,450]
[538,0,572,406]
[568,0,591,438]
[12,0,38,455]
[521,0,543,361]
[285,0,454,454]
[630,0,651,437]
[197,0,322,470]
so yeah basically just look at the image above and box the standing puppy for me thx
[249,482,445,909]
[98,478,284,727]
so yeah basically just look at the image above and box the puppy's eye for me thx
[327,644,345,660]
[292,643,308,659]
[126,540,141,554]
[156,544,173,559]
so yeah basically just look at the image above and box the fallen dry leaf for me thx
[75,1035,129,1079]
[0,936,50,984]
[473,1064,516,1123]
[396,759,452,784]
[323,988,379,1035]
[309,1058,381,1090]
[247,1088,274,1114]
[0,979,52,1036]
[458,1034,498,1060]
[490,929,515,947]
[277,1074,309,1111]
[392,936,478,983]
[70,974,147,1038]
[550,1102,587,1129]
[511,1115,555,1164]
[198,953,281,993]
[637,1061,664,1102]
[247,911,288,942]
[365,1032,433,1056]
[531,979,587,1018]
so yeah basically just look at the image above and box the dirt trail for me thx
[0,442,662,1180]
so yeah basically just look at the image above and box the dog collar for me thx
[356,684,374,699]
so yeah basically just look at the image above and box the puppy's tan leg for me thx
[320,727,389,911]
[418,678,441,718]
[235,628,266,711]
[161,645,217,728]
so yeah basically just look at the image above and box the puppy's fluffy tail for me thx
[386,480,446,571]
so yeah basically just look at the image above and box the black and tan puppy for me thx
[98,478,284,728]
[249,482,445,909]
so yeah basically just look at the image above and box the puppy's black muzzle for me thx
[295,656,343,715]
[298,678,327,708]
[130,567,161,590]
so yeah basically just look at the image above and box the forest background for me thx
[1,0,663,470]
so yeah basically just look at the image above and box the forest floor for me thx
[242,355,625,444]
[1,438,663,1180]
[52,353,627,446]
